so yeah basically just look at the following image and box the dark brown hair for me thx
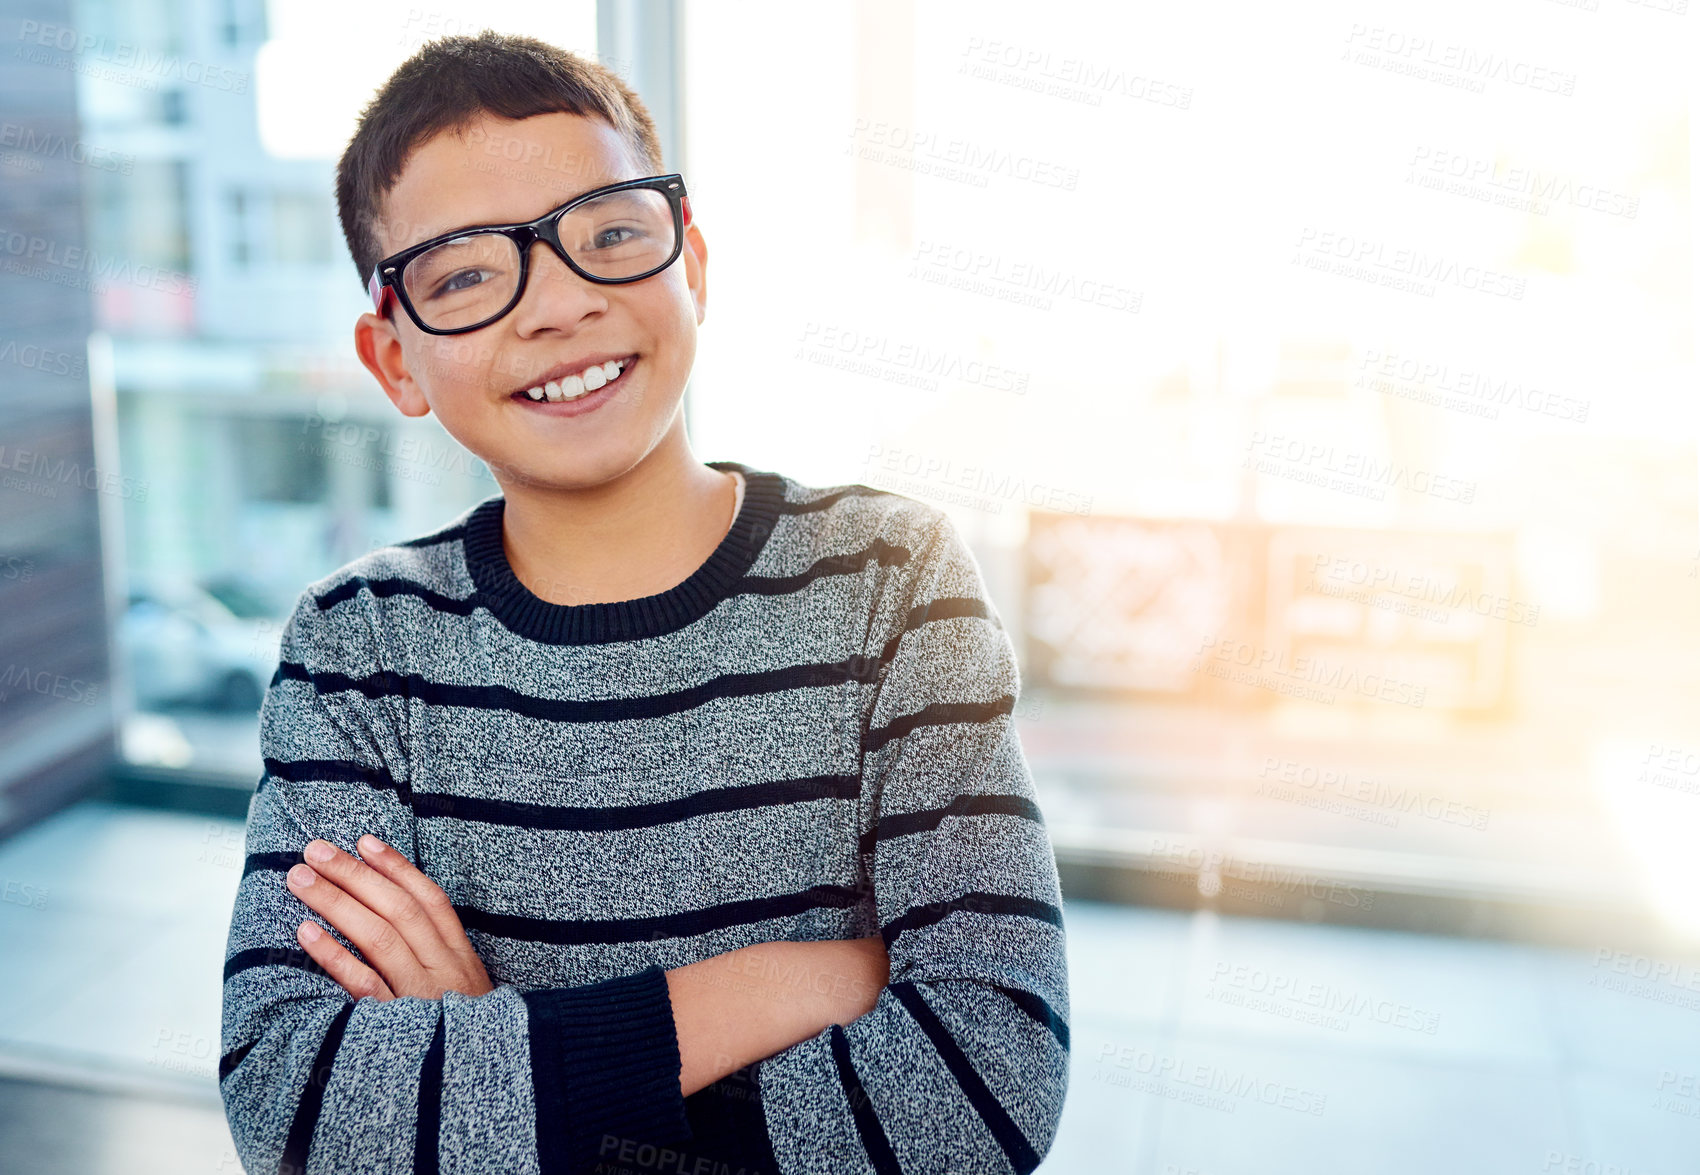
[334,30,663,293]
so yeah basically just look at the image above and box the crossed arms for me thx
[279,829,889,1097]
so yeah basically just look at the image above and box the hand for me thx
[285,834,494,1001]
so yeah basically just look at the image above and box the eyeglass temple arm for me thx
[368,269,395,316]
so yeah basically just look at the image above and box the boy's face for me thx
[353,110,706,493]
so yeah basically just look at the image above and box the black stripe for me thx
[988,983,1070,1052]
[739,540,911,596]
[226,866,870,952]
[859,793,1043,856]
[828,1025,902,1175]
[880,892,1064,948]
[776,485,893,514]
[317,570,582,617]
[414,1012,446,1175]
[396,522,468,548]
[414,773,860,830]
[241,850,301,880]
[223,946,333,984]
[458,883,863,946]
[217,1040,254,1083]
[279,1002,355,1175]
[272,660,412,697]
[863,696,1013,754]
[315,576,477,616]
[890,983,1041,1175]
[263,755,411,802]
[313,535,908,617]
[276,657,881,723]
[877,597,993,666]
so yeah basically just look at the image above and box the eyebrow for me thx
[408,178,639,251]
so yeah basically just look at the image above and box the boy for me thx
[219,30,1068,1175]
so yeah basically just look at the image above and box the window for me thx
[86,159,193,275]
[682,3,1700,931]
[218,0,267,46]
[226,188,338,268]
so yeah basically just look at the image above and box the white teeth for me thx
[521,358,627,403]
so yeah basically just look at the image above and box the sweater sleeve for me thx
[753,511,1071,1174]
[218,586,692,1175]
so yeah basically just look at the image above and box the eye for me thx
[591,225,641,250]
[437,269,489,296]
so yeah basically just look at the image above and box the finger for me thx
[353,834,473,951]
[298,840,456,970]
[297,919,393,1001]
[286,863,432,992]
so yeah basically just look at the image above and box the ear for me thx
[682,220,708,325]
[354,312,431,418]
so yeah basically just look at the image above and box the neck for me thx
[493,421,736,606]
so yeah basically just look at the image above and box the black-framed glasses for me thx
[367,173,690,335]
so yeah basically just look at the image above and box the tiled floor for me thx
[0,801,1694,1174]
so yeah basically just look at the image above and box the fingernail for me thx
[288,864,316,887]
[299,922,322,943]
[304,840,334,863]
[358,835,384,856]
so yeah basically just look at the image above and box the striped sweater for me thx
[219,459,1070,1175]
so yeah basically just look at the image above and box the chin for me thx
[504,447,649,492]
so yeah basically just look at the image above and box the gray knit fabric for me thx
[219,460,1070,1174]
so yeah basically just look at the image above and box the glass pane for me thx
[403,233,521,329]
[558,187,676,277]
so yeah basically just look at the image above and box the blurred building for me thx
[75,0,495,616]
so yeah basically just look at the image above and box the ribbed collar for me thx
[462,460,786,645]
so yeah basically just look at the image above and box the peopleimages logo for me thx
[862,444,1093,517]
[796,322,1031,395]
[1291,227,1525,301]
[1341,24,1577,97]
[1355,349,1590,424]
[0,231,196,297]
[910,239,1142,314]
[0,338,85,378]
[15,20,250,93]
[1207,961,1441,1035]
[1244,431,1478,505]
[847,119,1081,191]
[1194,635,1428,709]
[1094,1041,1328,1116]
[0,122,133,174]
[0,663,101,706]
[1405,145,1638,220]
[1306,553,1540,627]
[958,37,1195,110]
[1257,756,1491,831]
[0,444,147,502]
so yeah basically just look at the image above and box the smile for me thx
[512,355,635,403]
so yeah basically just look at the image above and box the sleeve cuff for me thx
[682,1065,780,1174]
[522,965,692,1174]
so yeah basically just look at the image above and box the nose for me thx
[507,236,609,336]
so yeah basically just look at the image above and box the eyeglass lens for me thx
[400,186,677,331]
